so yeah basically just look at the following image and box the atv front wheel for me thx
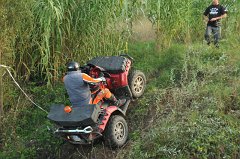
[128,70,146,98]
[104,115,128,148]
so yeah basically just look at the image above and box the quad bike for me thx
[47,55,146,148]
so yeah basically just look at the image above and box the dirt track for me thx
[59,142,118,159]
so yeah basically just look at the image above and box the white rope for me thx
[0,64,48,114]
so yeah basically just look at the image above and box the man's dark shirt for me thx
[204,4,227,27]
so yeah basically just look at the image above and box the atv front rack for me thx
[55,126,93,134]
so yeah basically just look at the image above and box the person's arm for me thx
[81,73,104,83]
[209,13,227,21]
[203,7,209,24]
[203,15,209,24]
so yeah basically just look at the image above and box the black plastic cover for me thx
[47,104,101,127]
[111,85,132,99]
[87,56,129,74]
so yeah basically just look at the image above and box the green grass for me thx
[128,42,185,89]
[1,40,240,159]
[117,41,240,159]
[1,36,240,158]
[1,0,240,158]
[0,82,67,158]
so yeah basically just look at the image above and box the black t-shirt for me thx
[203,4,227,27]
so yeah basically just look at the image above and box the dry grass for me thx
[131,17,156,42]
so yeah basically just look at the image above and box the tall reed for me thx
[1,0,240,84]
[146,0,239,48]
[30,0,131,84]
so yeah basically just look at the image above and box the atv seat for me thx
[87,56,130,74]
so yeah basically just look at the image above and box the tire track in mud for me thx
[58,142,119,159]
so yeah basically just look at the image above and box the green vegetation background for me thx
[0,0,240,158]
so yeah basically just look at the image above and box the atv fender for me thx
[98,106,125,132]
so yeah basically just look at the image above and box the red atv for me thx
[47,55,146,148]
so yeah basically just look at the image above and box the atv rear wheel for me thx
[128,70,146,98]
[104,115,128,148]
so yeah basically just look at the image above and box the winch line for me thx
[0,64,48,114]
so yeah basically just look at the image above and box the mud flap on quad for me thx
[120,99,131,115]
[111,85,133,99]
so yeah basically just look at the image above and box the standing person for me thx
[63,61,126,107]
[203,0,227,48]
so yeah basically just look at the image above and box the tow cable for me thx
[55,126,94,134]
[0,64,48,114]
